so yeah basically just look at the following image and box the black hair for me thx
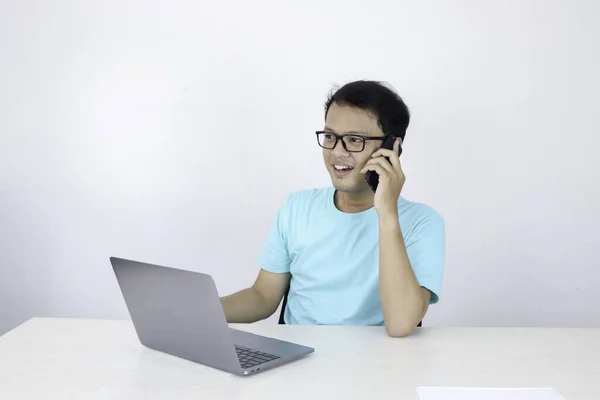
[324,80,410,140]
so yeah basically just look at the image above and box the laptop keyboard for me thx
[235,346,280,370]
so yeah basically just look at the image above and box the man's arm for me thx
[223,191,294,324]
[220,269,290,323]
[378,215,431,337]
[361,138,442,338]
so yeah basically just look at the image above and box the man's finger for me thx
[371,148,396,158]
[360,163,388,179]
[371,148,402,172]
[361,157,394,175]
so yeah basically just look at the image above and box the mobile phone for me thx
[365,134,402,193]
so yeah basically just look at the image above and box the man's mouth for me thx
[333,165,354,171]
[332,164,354,177]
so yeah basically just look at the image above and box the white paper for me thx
[417,387,567,400]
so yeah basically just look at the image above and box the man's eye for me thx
[349,137,363,143]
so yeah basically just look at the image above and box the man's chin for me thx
[331,177,368,193]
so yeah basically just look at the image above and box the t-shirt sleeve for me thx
[405,211,446,304]
[257,196,292,274]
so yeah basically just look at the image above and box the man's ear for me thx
[395,136,403,157]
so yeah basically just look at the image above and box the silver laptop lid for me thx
[110,257,241,374]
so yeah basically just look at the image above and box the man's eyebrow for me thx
[323,126,369,135]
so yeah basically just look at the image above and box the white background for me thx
[1,0,599,335]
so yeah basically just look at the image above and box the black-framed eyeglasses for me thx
[315,131,389,152]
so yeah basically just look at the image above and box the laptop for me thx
[110,257,314,376]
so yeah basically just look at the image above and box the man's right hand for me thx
[220,269,290,323]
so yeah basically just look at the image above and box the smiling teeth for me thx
[334,165,352,170]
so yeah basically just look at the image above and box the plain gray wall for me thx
[1,0,599,335]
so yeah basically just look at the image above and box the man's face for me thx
[322,103,385,193]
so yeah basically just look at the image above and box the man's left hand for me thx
[360,138,405,217]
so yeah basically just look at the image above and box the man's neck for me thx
[334,188,374,213]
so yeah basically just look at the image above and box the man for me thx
[221,80,445,337]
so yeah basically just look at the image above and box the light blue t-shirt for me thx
[258,186,445,326]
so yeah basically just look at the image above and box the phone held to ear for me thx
[365,134,402,193]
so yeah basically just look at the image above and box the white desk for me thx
[0,318,598,399]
